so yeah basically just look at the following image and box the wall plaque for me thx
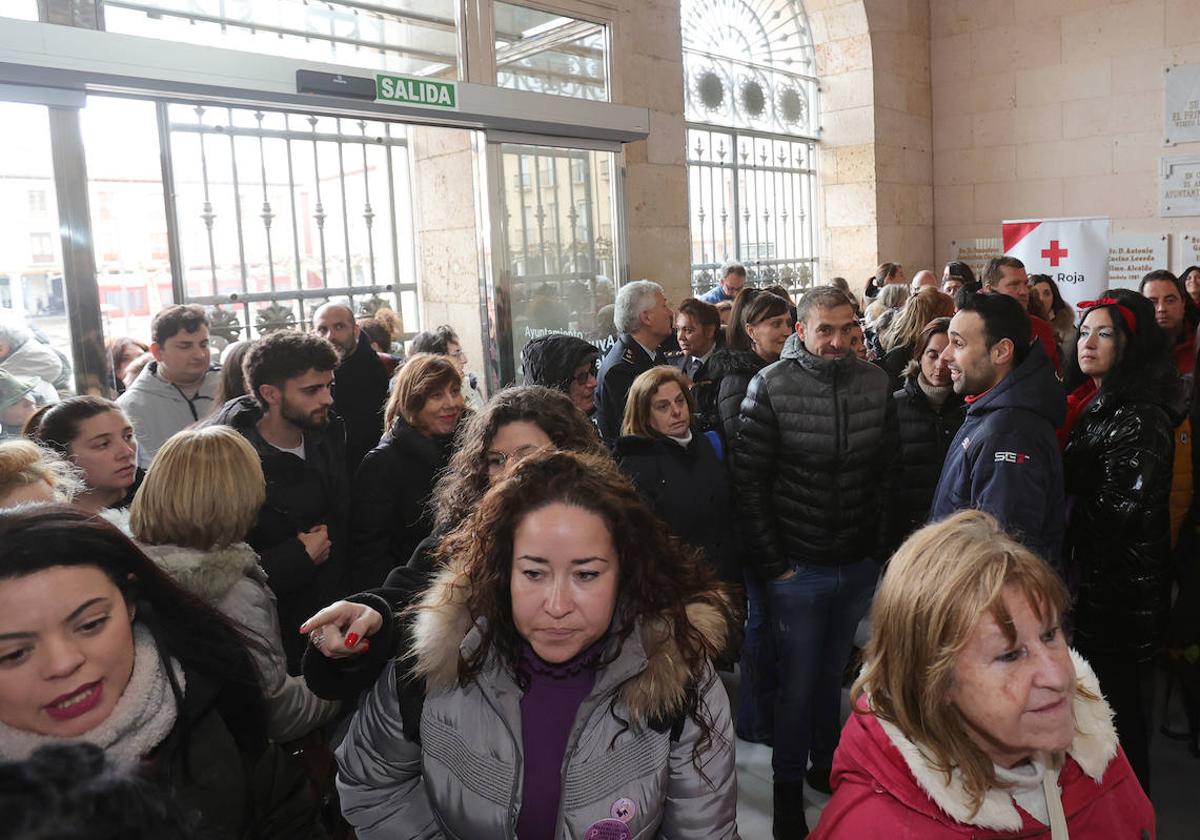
[1160,155,1200,217]
[1165,65,1200,146]
[1108,233,1168,291]
[948,237,1002,281]
[1180,233,1200,271]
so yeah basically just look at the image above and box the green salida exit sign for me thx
[375,74,458,110]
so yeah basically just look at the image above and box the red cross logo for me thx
[1041,240,1069,267]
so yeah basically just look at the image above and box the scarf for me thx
[0,623,183,770]
[917,375,953,409]
[1058,379,1098,450]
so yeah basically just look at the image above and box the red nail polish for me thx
[359,640,370,652]
[345,633,360,648]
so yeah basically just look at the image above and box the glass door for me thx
[0,100,82,402]
[487,141,623,384]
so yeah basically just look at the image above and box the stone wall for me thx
[607,0,691,304]
[807,0,934,293]
[409,125,487,390]
[930,0,1200,272]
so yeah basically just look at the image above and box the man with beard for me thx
[930,291,1066,568]
[313,301,389,473]
[209,330,350,671]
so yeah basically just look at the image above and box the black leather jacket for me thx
[1064,390,1179,662]
[733,335,898,578]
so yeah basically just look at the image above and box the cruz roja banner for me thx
[1002,217,1110,310]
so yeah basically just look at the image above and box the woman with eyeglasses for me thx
[350,354,466,590]
[520,333,602,418]
[410,325,485,411]
[301,386,607,700]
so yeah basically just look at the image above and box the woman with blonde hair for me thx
[877,287,956,392]
[615,366,734,583]
[122,425,339,743]
[351,353,466,589]
[0,438,83,507]
[811,510,1154,839]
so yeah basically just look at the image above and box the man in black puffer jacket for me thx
[734,286,897,839]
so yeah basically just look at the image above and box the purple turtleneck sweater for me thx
[514,641,601,840]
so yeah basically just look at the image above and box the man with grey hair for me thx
[312,300,388,473]
[734,285,897,836]
[700,261,747,304]
[594,279,673,444]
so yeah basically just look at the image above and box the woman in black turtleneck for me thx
[887,317,963,551]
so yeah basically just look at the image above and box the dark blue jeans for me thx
[767,557,878,783]
[736,570,777,743]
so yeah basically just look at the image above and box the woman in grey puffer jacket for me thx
[118,425,339,743]
[334,450,740,840]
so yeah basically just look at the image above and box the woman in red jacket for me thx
[812,510,1155,839]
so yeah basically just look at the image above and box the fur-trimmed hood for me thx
[100,508,264,601]
[408,555,729,724]
[872,649,1118,832]
[137,541,263,602]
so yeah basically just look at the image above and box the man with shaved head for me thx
[910,269,938,293]
[313,301,388,472]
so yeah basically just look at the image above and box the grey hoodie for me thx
[336,556,739,840]
[117,361,221,468]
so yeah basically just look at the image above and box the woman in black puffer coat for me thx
[888,317,963,551]
[615,367,735,584]
[350,354,465,590]
[692,288,793,448]
[1061,290,1184,794]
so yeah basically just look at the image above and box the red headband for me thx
[1076,298,1137,335]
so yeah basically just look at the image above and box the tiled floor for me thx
[725,669,1200,839]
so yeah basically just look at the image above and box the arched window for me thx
[682,0,819,297]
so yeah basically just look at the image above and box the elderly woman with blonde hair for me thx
[121,425,339,743]
[811,510,1155,839]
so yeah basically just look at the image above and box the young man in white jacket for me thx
[118,304,221,468]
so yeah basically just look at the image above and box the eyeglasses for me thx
[484,444,541,472]
[571,359,599,387]
[449,349,467,361]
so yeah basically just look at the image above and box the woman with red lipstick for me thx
[811,511,1155,839]
[1060,290,1182,794]
[23,396,140,513]
[350,353,467,590]
[0,506,325,838]
[335,451,739,840]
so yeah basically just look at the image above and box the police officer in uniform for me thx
[595,280,675,445]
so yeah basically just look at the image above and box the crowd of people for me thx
[0,257,1195,839]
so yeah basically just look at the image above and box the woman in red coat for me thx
[812,510,1155,839]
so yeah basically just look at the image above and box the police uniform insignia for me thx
[621,348,636,364]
